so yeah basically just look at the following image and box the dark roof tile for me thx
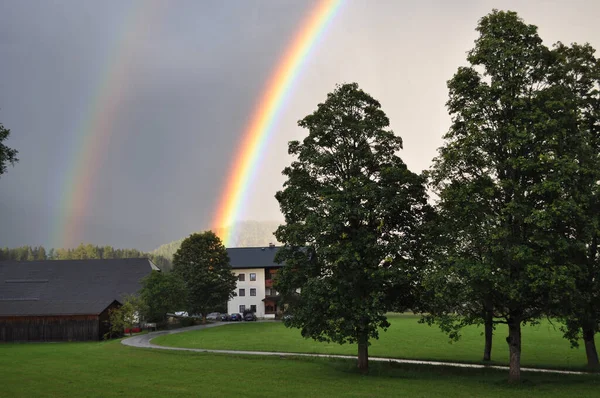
[227,246,282,269]
[0,258,157,316]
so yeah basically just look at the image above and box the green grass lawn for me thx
[1,339,599,397]
[153,314,591,370]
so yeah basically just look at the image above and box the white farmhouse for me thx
[227,245,283,319]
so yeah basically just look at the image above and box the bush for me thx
[180,318,196,327]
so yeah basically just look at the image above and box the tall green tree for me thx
[34,246,46,260]
[102,245,115,259]
[0,120,18,178]
[274,83,431,373]
[428,10,579,382]
[172,231,237,322]
[139,270,187,325]
[418,206,498,362]
[546,41,600,368]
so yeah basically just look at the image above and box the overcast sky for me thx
[1,0,599,251]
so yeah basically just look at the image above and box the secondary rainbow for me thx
[211,0,343,246]
[55,0,164,249]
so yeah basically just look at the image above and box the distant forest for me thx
[0,221,282,271]
[0,244,172,271]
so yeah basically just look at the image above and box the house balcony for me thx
[265,279,273,288]
[263,296,280,315]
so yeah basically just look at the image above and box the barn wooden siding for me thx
[99,301,121,339]
[0,315,100,342]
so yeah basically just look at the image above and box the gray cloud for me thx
[1,0,599,250]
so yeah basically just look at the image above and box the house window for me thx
[238,273,245,282]
[250,273,256,281]
[250,288,256,296]
[239,305,245,313]
[250,305,256,313]
[239,288,245,297]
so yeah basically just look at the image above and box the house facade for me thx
[226,245,283,319]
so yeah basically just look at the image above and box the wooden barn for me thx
[0,258,159,342]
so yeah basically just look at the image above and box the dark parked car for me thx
[230,313,242,321]
[220,313,231,321]
[243,311,257,321]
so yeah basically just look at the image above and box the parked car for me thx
[174,311,188,317]
[206,312,221,321]
[243,311,257,321]
[230,313,243,321]
[171,311,202,319]
[220,313,231,321]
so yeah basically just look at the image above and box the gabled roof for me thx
[0,258,158,317]
[227,246,283,269]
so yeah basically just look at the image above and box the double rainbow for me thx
[56,0,343,249]
[56,0,164,249]
[211,0,343,246]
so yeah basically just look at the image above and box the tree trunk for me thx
[483,309,493,362]
[202,314,207,324]
[583,327,599,369]
[506,319,521,383]
[357,334,369,374]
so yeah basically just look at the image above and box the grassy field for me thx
[153,314,591,370]
[1,339,599,397]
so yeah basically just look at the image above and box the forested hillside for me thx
[0,221,281,268]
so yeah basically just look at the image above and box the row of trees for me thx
[0,243,172,270]
[274,10,600,383]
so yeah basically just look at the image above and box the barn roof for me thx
[227,246,283,269]
[0,258,158,317]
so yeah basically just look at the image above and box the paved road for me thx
[121,322,226,349]
[122,322,594,376]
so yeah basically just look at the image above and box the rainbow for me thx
[211,0,344,246]
[55,0,164,249]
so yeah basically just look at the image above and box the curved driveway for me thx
[122,322,592,376]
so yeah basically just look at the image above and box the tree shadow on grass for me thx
[322,357,599,388]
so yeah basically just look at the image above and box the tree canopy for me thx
[426,9,594,382]
[172,231,237,321]
[545,41,600,368]
[139,270,187,325]
[275,82,431,373]
[0,121,18,178]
